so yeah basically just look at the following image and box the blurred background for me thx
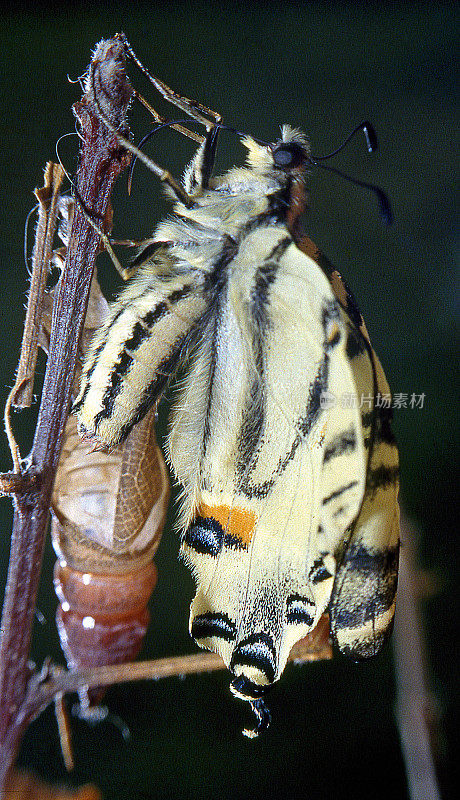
[0,2,458,798]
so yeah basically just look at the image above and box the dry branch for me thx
[31,614,332,702]
[13,163,66,410]
[0,37,132,790]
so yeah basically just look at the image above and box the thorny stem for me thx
[0,37,132,791]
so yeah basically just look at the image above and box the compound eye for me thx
[272,143,305,169]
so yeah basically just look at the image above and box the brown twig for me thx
[0,37,132,791]
[59,615,329,696]
[49,617,331,695]
[0,620,331,768]
[0,470,39,497]
[12,162,66,410]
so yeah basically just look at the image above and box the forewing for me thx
[74,256,209,449]
[179,229,369,688]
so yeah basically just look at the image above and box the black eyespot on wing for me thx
[286,594,316,626]
[183,516,224,556]
[183,517,249,555]
[272,143,306,170]
[230,632,277,684]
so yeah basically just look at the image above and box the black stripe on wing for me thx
[323,429,357,463]
[191,612,237,643]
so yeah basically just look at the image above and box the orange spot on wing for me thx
[198,503,256,547]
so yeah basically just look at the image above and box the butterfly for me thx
[74,56,399,736]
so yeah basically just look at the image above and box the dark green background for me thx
[0,2,458,798]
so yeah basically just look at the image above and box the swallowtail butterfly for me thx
[74,54,400,736]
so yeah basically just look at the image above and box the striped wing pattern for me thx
[74,126,399,730]
[297,239,400,657]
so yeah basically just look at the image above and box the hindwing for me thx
[295,236,400,658]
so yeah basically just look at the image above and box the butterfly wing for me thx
[175,227,370,696]
[296,237,400,658]
[74,252,210,448]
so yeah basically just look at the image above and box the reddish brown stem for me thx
[0,37,132,790]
